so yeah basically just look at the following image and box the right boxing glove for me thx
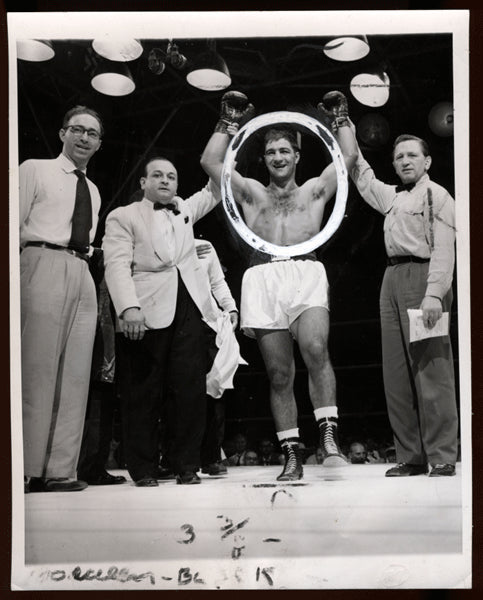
[215,91,255,134]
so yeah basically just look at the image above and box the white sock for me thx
[277,428,299,442]
[314,406,338,422]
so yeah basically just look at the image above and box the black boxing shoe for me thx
[277,441,303,481]
[318,417,348,467]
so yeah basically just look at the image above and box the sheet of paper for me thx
[408,309,449,342]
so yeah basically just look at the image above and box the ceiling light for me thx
[350,71,390,107]
[17,39,54,62]
[428,102,453,137]
[186,41,231,91]
[92,37,143,62]
[357,113,390,147]
[323,35,369,62]
[91,60,135,96]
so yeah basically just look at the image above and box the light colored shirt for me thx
[195,239,237,314]
[351,151,456,299]
[19,153,101,250]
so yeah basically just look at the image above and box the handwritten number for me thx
[178,523,196,544]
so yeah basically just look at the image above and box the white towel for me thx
[206,311,247,399]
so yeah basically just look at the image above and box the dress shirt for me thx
[195,240,237,313]
[19,153,101,250]
[351,151,456,300]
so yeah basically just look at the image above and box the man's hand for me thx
[121,307,146,340]
[195,242,212,260]
[420,296,443,329]
[215,91,255,135]
[317,91,350,132]
[229,310,239,331]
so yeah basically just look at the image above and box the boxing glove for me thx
[215,91,255,134]
[317,91,349,131]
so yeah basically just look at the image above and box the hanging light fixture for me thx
[186,40,231,91]
[148,41,187,75]
[350,69,390,107]
[323,35,369,61]
[428,102,453,137]
[357,113,391,147]
[91,59,135,96]
[17,39,55,62]
[92,37,143,62]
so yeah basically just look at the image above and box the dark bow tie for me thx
[396,182,416,193]
[153,201,180,215]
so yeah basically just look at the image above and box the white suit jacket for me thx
[103,184,220,330]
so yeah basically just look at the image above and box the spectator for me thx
[305,447,325,465]
[227,433,249,466]
[245,450,260,466]
[258,438,284,466]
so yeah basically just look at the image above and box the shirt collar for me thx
[57,153,87,175]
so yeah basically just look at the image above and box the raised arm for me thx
[200,91,256,206]
[307,91,359,203]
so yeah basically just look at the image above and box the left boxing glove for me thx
[317,91,349,131]
[215,91,255,134]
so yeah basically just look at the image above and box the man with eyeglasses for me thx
[20,105,103,492]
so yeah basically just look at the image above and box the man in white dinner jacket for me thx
[103,155,227,486]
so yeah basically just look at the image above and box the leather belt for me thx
[387,255,430,266]
[24,241,90,263]
[250,251,317,267]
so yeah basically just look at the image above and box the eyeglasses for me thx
[64,125,102,140]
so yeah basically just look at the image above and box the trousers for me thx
[116,274,207,480]
[380,261,458,465]
[21,246,97,478]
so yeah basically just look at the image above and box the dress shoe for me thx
[29,477,88,492]
[385,463,428,477]
[135,476,159,487]
[156,467,176,480]
[176,471,201,485]
[429,463,456,477]
[201,462,227,476]
[81,471,127,485]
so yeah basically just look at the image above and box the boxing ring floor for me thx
[16,463,470,590]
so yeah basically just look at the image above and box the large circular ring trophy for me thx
[220,111,348,257]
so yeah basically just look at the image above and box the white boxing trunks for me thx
[240,259,329,338]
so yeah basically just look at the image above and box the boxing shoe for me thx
[385,463,428,477]
[429,464,456,477]
[277,441,303,481]
[318,418,348,467]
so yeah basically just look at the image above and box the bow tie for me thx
[396,182,416,193]
[153,201,180,215]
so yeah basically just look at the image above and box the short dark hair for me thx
[143,156,176,177]
[392,134,429,158]
[62,105,104,137]
[263,127,300,153]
